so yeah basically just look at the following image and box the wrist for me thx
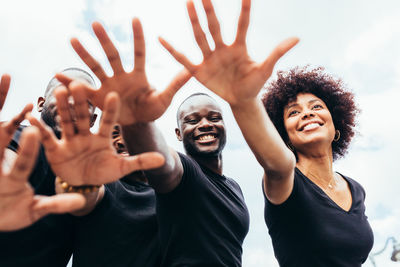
[55,177,101,194]
[230,98,262,113]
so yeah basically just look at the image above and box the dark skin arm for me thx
[160,0,298,203]
[121,123,183,193]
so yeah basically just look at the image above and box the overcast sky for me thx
[1,0,400,266]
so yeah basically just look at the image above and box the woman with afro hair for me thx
[260,66,374,266]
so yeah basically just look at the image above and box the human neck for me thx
[296,152,335,188]
[190,153,223,175]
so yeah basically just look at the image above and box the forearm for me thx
[230,99,296,177]
[121,122,182,193]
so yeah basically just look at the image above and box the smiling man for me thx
[175,93,226,164]
[121,93,250,266]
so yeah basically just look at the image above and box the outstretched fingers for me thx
[54,87,76,139]
[98,92,120,138]
[70,38,108,82]
[159,37,197,73]
[186,1,212,57]
[7,127,40,183]
[132,18,146,71]
[260,37,299,76]
[70,81,91,136]
[55,72,100,109]
[119,152,165,176]
[235,0,251,44]
[1,103,33,142]
[92,22,125,75]
[159,69,192,108]
[201,0,224,48]
[54,73,73,87]
[0,74,11,110]
[27,114,59,153]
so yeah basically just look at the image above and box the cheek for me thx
[283,117,296,134]
[321,111,335,134]
[182,127,193,138]
[283,118,299,144]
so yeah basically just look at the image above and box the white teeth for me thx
[199,134,215,141]
[303,123,320,131]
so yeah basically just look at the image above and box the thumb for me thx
[32,194,86,219]
[261,37,299,76]
[159,69,192,108]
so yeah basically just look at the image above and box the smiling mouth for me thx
[195,134,218,143]
[299,122,323,131]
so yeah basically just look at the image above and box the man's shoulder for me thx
[177,152,203,173]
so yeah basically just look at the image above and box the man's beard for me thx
[183,136,226,158]
[40,108,61,139]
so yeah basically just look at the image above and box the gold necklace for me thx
[308,172,335,190]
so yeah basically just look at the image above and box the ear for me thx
[90,113,98,127]
[37,97,45,112]
[175,128,182,141]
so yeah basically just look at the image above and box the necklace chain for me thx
[309,172,335,190]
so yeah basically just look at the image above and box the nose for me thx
[198,117,213,131]
[301,110,315,120]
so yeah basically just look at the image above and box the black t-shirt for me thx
[156,153,249,267]
[72,179,161,267]
[264,168,374,267]
[0,126,74,267]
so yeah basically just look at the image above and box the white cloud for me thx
[343,16,400,67]
[0,0,90,119]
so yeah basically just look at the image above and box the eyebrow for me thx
[183,113,199,120]
[286,99,321,110]
[182,110,221,120]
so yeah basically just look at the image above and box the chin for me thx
[296,137,332,149]
[185,144,220,157]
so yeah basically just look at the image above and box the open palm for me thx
[67,19,191,126]
[0,74,84,231]
[160,0,298,107]
[0,127,83,231]
[28,82,164,186]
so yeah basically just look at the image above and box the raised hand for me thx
[28,80,165,186]
[159,0,298,108]
[0,128,86,231]
[0,74,85,231]
[68,19,191,126]
[0,74,33,149]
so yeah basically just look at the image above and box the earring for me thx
[334,130,341,142]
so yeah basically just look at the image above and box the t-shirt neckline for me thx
[295,167,354,213]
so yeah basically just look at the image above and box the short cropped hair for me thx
[44,67,96,98]
[176,92,215,127]
[262,66,359,161]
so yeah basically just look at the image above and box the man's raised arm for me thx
[68,19,190,193]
